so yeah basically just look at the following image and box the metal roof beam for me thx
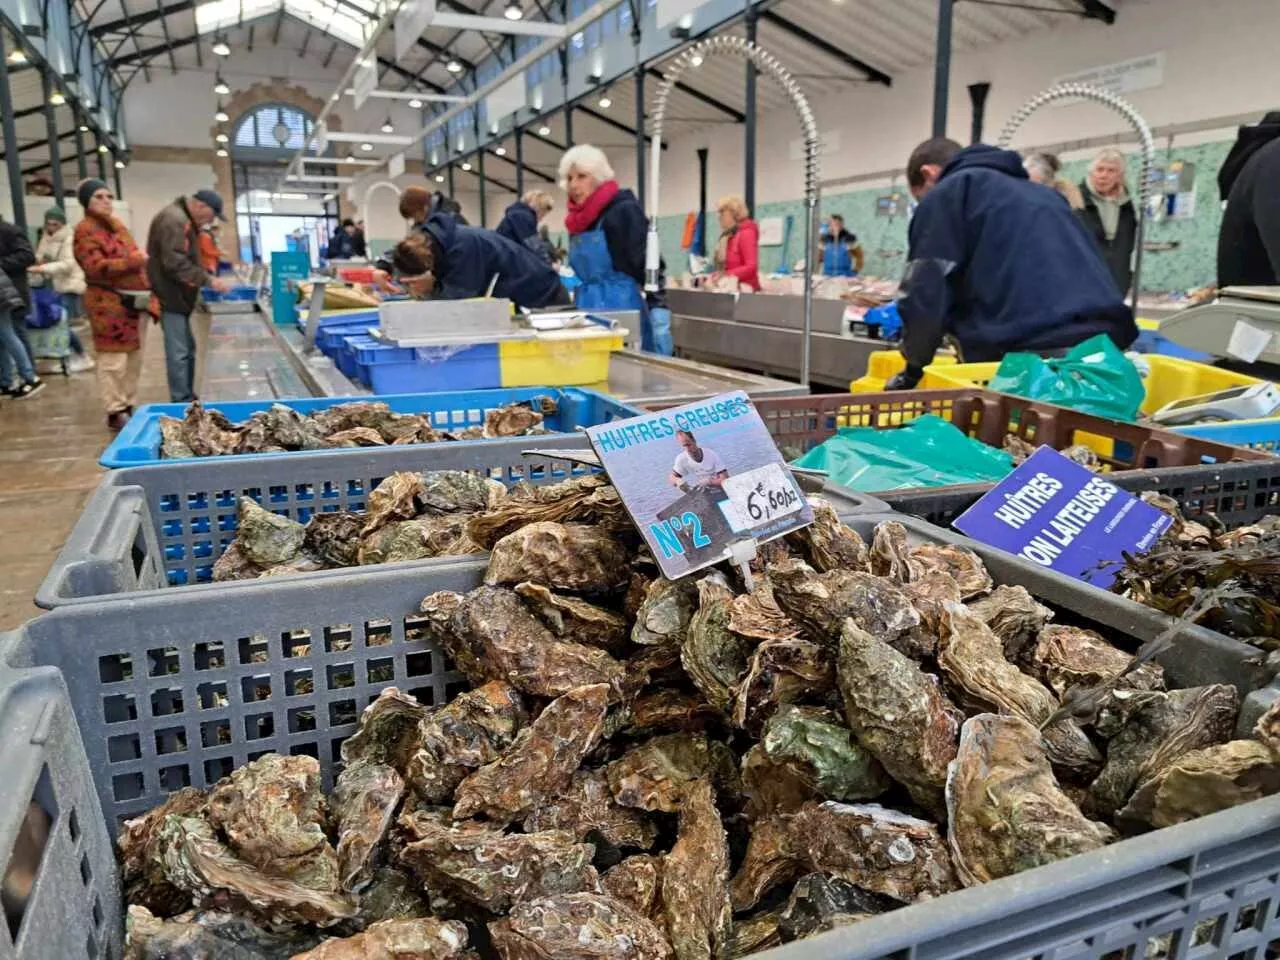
[89,0,194,36]
[1076,0,1115,22]
[484,148,555,182]
[458,165,516,192]
[758,10,891,87]
[0,129,80,161]
[577,104,665,147]
[110,31,198,64]
[645,68,743,122]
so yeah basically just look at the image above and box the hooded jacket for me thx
[35,223,87,295]
[422,212,565,309]
[1218,135,1280,287]
[900,144,1135,369]
[1078,180,1137,295]
[496,201,539,245]
[0,219,35,309]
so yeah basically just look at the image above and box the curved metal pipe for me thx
[645,35,820,385]
[997,82,1156,307]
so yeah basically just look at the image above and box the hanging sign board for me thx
[953,447,1172,587]
[1052,52,1165,99]
[485,74,527,125]
[395,0,436,62]
[388,152,406,178]
[585,392,813,580]
[353,59,379,110]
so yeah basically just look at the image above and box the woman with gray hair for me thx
[1079,147,1137,295]
[1023,152,1083,210]
[559,144,672,354]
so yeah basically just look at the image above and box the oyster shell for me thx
[869,520,914,583]
[524,768,659,851]
[788,498,869,573]
[908,543,992,599]
[769,559,919,645]
[486,522,630,594]
[489,892,673,960]
[966,585,1053,664]
[515,582,630,653]
[659,779,732,960]
[731,638,835,735]
[681,574,751,711]
[302,512,363,567]
[331,762,404,893]
[288,918,471,959]
[607,733,741,813]
[632,578,700,647]
[235,497,305,566]
[406,680,528,803]
[1032,625,1165,698]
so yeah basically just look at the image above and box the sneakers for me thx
[68,354,96,373]
[9,379,44,399]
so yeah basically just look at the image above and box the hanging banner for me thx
[485,74,527,125]
[388,152,406,178]
[1052,53,1165,99]
[394,0,436,62]
[353,59,379,110]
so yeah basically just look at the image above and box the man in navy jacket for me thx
[887,138,1136,390]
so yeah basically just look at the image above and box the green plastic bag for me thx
[790,414,1014,491]
[986,333,1145,422]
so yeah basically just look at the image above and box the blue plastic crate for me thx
[1132,327,1216,362]
[202,285,258,302]
[334,333,377,380]
[100,387,640,467]
[317,322,377,356]
[1172,418,1280,455]
[358,341,505,393]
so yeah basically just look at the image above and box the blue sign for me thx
[271,251,311,327]
[953,447,1173,587]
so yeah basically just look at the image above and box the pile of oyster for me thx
[159,399,550,459]
[123,505,1280,959]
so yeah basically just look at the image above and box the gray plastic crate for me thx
[38,437,891,608]
[5,515,1280,959]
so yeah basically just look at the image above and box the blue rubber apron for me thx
[569,226,672,355]
[821,235,854,277]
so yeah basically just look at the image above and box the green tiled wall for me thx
[655,138,1233,294]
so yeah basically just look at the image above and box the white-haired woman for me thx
[1023,152,1084,210]
[559,144,671,354]
[1079,147,1136,295]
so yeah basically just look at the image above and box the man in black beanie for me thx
[1218,112,1280,288]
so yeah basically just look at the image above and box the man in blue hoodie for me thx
[886,138,1136,390]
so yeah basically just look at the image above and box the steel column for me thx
[634,66,645,210]
[96,132,107,180]
[447,161,455,200]
[113,157,123,198]
[41,68,64,199]
[514,126,524,196]
[0,31,26,229]
[477,152,487,227]
[968,82,991,144]
[73,105,88,180]
[932,0,954,137]
[696,147,708,258]
[744,8,757,213]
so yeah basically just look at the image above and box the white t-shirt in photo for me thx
[673,446,728,485]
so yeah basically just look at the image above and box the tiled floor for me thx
[0,307,302,629]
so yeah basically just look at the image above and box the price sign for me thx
[585,391,813,580]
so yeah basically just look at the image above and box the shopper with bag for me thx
[0,214,43,398]
[31,206,94,372]
[74,179,158,430]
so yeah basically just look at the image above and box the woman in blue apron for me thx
[817,213,864,277]
[560,145,672,355]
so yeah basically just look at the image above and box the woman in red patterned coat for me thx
[73,178,159,431]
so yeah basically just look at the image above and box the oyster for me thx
[331,762,404,893]
[741,704,891,816]
[467,476,625,549]
[837,620,961,815]
[420,587,624,698]
[524,768,659,851]
[601,856,662,920]
[354,866,434,926]
[361,472,427,536]
[158,417,195,459]
[731,638,834,736]
[485,402,544,437]
[1089,685,1240,816]
[626,690,724,737]
[515,582,630,652]
[419,470,505,515]
[1032,625,1165,698]
[235,497,305,566]
[1119,738,1280,828]
[728,586,800,643]
[896,572,963,659]
[607,733,741,813]
[211,541,266,582]
[632,578,700,647]
[788,498,869,573]
[659,780,732,960]
[682,574,750,711]
[776,874,895,942]
[289,918,471,959]
[486,522,630,594]
[406,680,528,803]
[489,892,673,959]
[341,688,429,770]
[946,714,1115,886]
[120,787,209,916]
[452,684,610,824]
[769,559,919,645]
[966,585,1053,664]
[908,543,992,599]
[869,520,914,583]
[396,813,597,913]
[123,904,320,960]
[325,427,388,447]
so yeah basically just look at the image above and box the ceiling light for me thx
[6,49,25,64]
[78,124,89,132]
[503,0,523,19]
[211,36,231,56]
[330,92,340,101]
[434,174,445,183]
[538,125,551,136]
[114,160,125,169]
[215,132,229,143]
[97,144,109,153]
[381,118,394,133]
[213,75,230,95]
[49,91,65,105]
[446,59,463,73]
[360,142,374,151]
[214,103,229,122]
[408,98,422,108]
[494,146,506,156]
[461,162,472,171]
[598,96,611,108]
[216,148,228,157]
[690,53,703,67]
[323,193,334,201]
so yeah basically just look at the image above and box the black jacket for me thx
[900,145,1135,369]
[582,188,648,288]
[351,228,367,258]
[496,201,538,245]
[0,220,35,309]
[1077,183,1137,296]
[328,229,356,260]
[1218,136,1280,287]
[423,212,565,309]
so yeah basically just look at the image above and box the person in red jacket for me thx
[713,194,760,292]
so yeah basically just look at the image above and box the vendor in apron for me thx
[560,145,673,355]
[817,214,865,277]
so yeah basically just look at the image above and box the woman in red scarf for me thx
[713,194,760,292]
[559,145,672,355]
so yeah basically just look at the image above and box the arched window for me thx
[232,103,314,152]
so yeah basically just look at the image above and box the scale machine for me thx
[1157,287,1280,366]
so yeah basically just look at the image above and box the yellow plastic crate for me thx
[498,329,624,387]
[851,351,958,393]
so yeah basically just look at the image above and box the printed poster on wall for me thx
[585,392,813,580]
[1052,52,1165,99]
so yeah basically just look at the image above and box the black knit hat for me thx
[77,177,108,211]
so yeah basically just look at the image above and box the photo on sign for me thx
[585,392,814,580]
